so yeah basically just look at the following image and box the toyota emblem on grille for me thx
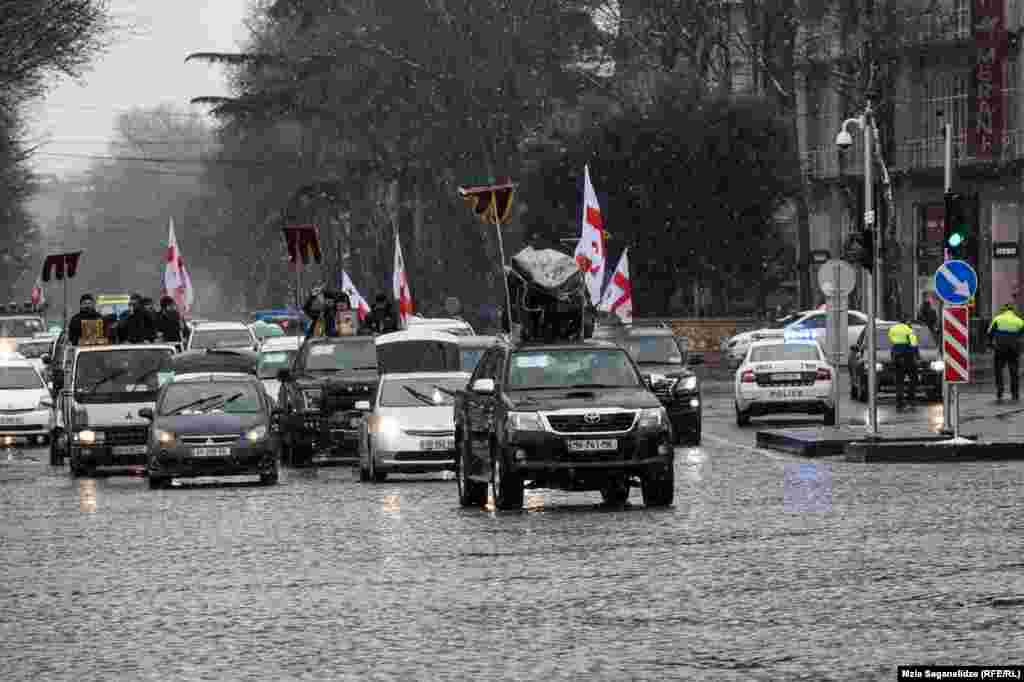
[583,413,601,424]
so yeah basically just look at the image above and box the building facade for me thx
[797,0,1024,333]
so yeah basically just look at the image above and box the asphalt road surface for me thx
[2,392,1022,680]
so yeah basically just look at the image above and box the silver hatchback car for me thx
[357,371,471,482]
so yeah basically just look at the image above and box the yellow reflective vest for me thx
[888,323,918,353]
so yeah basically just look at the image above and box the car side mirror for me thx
[471,378,495,394]
[138,407,154,420]
[41,354,51,365]
[355,400,371,411]
[277,368,291,382]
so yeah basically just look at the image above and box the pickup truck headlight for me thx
[368,415,399,437]
[246,425,268,442]
[930,360,944,372]
[675,376,698,392]
[74,430,104,444]
[156,429,176,446]
[637,407,667,429]
[507,411,544,432]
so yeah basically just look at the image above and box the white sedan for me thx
[734,339,835,426]
[0,355,55,448]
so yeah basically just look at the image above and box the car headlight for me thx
[675,376,698,392]
[930,360,944,372]
[875,362,884,372]
[507,411,544,432]
[368,415,399,437]
[637,407,667,429]
[156,429,176,446]
[74,430,104,444]
[246,425,268,442]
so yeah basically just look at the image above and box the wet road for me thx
[2,396,1023,680]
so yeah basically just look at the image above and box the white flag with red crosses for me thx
[599,248,632,324]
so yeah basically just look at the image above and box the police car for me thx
[734,338,836,426]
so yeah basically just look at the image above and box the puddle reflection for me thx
[78,479,97,513]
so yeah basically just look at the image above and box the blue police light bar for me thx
[783,328,815,340]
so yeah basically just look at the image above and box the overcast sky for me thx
[26,0,252,177]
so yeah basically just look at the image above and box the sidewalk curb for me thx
[846,440,1024,463]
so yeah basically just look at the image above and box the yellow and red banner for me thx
[458,179,516,225]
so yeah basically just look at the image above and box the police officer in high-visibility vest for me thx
[987,303,1024,401]
[888,319,920,408]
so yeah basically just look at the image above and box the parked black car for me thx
[140,374,279,488]
[602,325,702,445]
[849,323,943,402]
[277,335,378,466]
[454,340,675,510]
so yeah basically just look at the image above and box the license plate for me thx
[567,438,618,452]
[420,438,455,451]
[769,389,804,398]
[773,373,801,381]
[0,416,25,425]
[112,445,147,455]
[192,446,232,457]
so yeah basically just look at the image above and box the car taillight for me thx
[741,369,755,383]
[816,367,831,381]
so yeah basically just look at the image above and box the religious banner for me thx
[971,0,1008,159]
[41,252,83,282]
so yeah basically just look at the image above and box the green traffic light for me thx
[948,232,964,247]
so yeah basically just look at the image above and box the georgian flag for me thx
[393,231,413,328]
[598,248,632,324]
[163,217,194,317]
[574,164,607,304]
[340,270,370,321]
[31,276,45,307]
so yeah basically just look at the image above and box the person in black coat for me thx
[68,293,107,346]
[362,294,399,334]
[116,293,157,343]
[303,286,354,338]
[155,295,186,343]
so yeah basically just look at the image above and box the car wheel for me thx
[49,431,63,466]
[260,461,280,486]
[456,434,487,508]
[687,419,702,446]
[824,406,836,426]
[490,441,523,511]
[368,444,386,482]
[641,458,674,507]
[292,442,314,468]
[68,457,89,478]
[600,477,630,506]
[735,403,750,427]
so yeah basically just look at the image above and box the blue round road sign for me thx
[933,260,978,305]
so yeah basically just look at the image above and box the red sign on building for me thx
[972,0,1008,159]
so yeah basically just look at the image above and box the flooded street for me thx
[2,406,1023,680]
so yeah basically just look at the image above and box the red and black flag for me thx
[41,252,83,282]
[282,224,322,271]
[458,178,516,225]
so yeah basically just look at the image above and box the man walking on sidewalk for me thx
[888,318,919,409]
[987,303,1024,402]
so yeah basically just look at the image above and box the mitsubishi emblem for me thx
[583,413,601,424]
[205,438,214,445]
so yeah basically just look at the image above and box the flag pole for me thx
[492,198,512,334]
[63,276,68,330]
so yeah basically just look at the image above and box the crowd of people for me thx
[68,293,188,347]
[301,286,400,338]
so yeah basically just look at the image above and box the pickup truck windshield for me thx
[507,349,640,390]
[75,349,172,394]
[303,340,377,372]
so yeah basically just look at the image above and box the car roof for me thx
[75,344,178,353]
[375,329,460,345]
[170,372,258,383]
[513,340,621,352]
[260,337,302,350]
[191,321,251,331]
[749,338,820,347]
[380,371,472,381]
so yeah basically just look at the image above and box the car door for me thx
[466,348,500,463]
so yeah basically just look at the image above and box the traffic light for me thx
[944,191,979,263]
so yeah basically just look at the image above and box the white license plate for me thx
[773,373,801,381]
[0,416,25,425]
[769,389,804,398]
[420,438,455,451]
[567,439,618,452]
[192,446,232,457]
[112,445,147,455]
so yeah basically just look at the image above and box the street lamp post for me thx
[837,99,880,436]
